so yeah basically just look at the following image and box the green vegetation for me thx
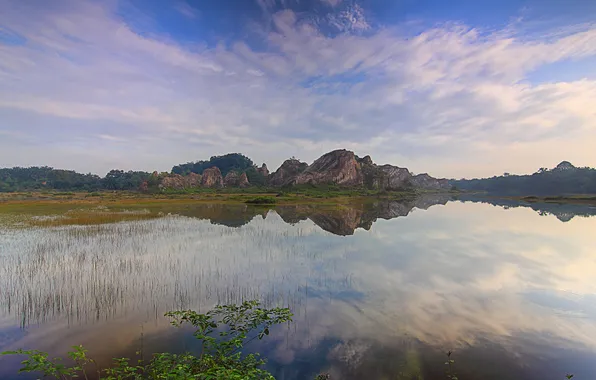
[0,166,103,192]
[171,153,256,177]
[453,164,596,196]
[0,154,269,193]
[245,196,277,205]
[2,301,292,380]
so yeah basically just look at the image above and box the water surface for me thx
[1,197,595,379]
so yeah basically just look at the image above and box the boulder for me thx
[294,149,362,186]
[201,167,224,188]
[268,159,308,187]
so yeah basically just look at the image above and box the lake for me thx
[1,196,596,379]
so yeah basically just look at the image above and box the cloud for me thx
[0,0,595,177]
[326,4,370,32]
[321,0,343,7]
[173,1,199,19]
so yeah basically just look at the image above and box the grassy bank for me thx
[0,186,423,207]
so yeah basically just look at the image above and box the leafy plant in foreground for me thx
[2,300,293,379]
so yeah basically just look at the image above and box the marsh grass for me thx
[0,213,337,328]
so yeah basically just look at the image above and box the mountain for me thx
[452,161,596,196]
[269,149,450,191]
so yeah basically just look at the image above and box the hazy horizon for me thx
[1,0,595,178]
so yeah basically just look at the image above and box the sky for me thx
[0,0,595,179]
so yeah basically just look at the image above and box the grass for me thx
[0,187,426,207]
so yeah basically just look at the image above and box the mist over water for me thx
[1,198,596,379]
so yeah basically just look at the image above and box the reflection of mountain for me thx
[277,194,451,235]
[162,195,450,236]
[457,196,596,222]
[147,195,452,236]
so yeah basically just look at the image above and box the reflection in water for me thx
[1,197,596,379]
[458,196,596,222]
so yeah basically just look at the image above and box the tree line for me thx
[0,153,267,192]
[452,164,596,196]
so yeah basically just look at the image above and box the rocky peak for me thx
[554,161,576,171]
[257,163,269,177]
[295,149,363,186]
[361,155,373,165]
[268,158,308,187]
[201,167,223,188]
[410,173,450,190]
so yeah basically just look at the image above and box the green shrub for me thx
[245,197,277,205]
[2,301,292,380]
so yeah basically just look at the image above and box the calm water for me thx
[1,197,596,379]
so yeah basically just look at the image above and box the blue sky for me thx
[0,0,595,178]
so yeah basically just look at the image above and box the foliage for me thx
[245,197,277,205]
[2,301,292,380]
[244,166,267,187]
[0,166,102,192]
[172,154,254,177]
[101,170,152,191]
[452,164,596,196]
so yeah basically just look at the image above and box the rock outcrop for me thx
[268,150,449,191]
[224,171,238,187]
[238,172,249,187]
[294,150,363,186]
[257,163,269,177]
[410,173,450,190]
[159,172,201,190]
[224,171,250,187]
[360,160,412,190]
[268,159,308,187]
[554,161,576,171]
[201,167,223,188]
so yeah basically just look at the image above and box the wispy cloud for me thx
[174,1,199,19]
[0,0,595,176]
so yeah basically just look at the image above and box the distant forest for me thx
[452,162,596,196]
[0,153,264,192]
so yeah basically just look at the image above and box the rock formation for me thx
[268,149,448,191]
[554,161,576,171]
[224,171,250,187]
[224,171,238,187]
[410,173,450,190]
[238,172,250,187]
[257,163,269,177]
[268,158,308,187]
[159,172,201,190]
[294,149,363,186]
[201,167,223,188]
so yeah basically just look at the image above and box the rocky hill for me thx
[157,149,450,191]
[268,149,450,191]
